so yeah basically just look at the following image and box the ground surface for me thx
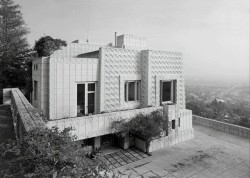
[112,124,250,178]
[0,105,15,143]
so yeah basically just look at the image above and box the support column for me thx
[93,136,101,152]
[123,134,130,149]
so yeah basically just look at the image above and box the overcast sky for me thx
[17,0,249,82]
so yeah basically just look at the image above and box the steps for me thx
[0,104,15,143]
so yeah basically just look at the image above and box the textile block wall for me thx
[99,47,142,112]
[49,57,100,120]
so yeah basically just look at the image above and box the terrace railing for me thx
[3,88,46,139]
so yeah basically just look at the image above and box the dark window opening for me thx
[172,120,175,129]
[124,81,140,102]
[161,80,176,104]
[178,117,180,127]
[34,81,37,100]
[77,84,85,116]
[88,83,95,91]
[128,82,135,101]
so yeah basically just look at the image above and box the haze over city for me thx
[18,0,249,82]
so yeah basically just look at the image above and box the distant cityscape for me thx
[185,78,250,128]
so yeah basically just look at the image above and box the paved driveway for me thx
[113,124,250,178]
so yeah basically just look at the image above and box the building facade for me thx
[32,34,193,152]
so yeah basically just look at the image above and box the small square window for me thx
[88,83,95,91]
[161,80,176,104]
[124,81,140,102]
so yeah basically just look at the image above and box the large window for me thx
[161,80,176,104]
[124,81,140,102]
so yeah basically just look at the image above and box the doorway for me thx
[77,82,95,116]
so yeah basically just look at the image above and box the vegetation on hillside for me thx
[0,127,109,178]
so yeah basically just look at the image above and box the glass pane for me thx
[128,82,135,101]
[124,83,127,101]
[88,83,95,91]
[88,93,95,114]
[77,84,85,115]
[162,81,171,102]
[136,82,140,100]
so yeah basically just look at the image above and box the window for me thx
[124,81,140,102]
[178,117,181,127]
[161,80,176,104]
[77,83,96,116]
[172,120,175,129]
[34,81,38,100]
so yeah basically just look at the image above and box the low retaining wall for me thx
[3,88,46,138]
[47,106,162,140]
[134,129,194,153]
[193,115,250,139]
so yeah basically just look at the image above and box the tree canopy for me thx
[0,0,30,89]
[34,36,67,57]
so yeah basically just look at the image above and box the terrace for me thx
[1,88,249,177]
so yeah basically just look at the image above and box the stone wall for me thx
[4,88,46,138]
[193,115,250,138]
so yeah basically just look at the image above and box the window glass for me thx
[136,82,140,100]
[172,120,175,129]
[88,83,95,91]
[162,81,171,102]
[34,81,38,100]
[77,84,85,115]
[128,82,135,101]
[124,83,127,101]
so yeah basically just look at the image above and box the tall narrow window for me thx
[124,83,127,101]
[172,120,176,129]
[136,81,140,100]
[128,82,135,101]
[34,81,38,100]
[124,81,140,102]
[161,80,176,104]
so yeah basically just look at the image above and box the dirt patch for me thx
[171,145,226,170]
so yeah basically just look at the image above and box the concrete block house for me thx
[32,34,193,153]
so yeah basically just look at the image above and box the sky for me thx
[17,0,249,83]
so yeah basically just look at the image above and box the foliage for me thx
[112,110,170,141]
[0,0,30,89]
[0,126,109,178]
[34,36,67,57]
[186,98,250,128]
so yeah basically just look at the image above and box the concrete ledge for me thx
[134,129,194,153]
[3,88,46,138]
[47,106,162,140]
[193,115,250,139]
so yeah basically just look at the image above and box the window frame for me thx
[124,80,140,102]
[160,80,176,104]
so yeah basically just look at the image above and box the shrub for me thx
[112,110,171,153]
[0,126,108,178]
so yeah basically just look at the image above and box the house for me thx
[32,34,193,153]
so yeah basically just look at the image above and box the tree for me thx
[0,0,30,89]
[34,36,67,57]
